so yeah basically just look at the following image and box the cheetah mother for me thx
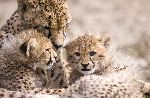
[0,0,72,49]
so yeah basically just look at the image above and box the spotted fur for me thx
[0,88,64,98]
[0,88,32,98]
[0,0,71,94]
[61,74,150,98]
[0,29,67,97]
[64,34,141,84]
[0,0,72,49]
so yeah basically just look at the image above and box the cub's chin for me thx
[79,67,97,75]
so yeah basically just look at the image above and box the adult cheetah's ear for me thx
[99,34,111,48]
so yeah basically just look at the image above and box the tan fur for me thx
[64,34,140,84]
[0,88,32,98]
[0,0,72,85]
[61,74,150,98]
[0,29,67,96]
[0,88,65,98]
[0,0,71,95]
[0,0,72,49]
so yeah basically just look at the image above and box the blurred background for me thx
[0,0,150,81]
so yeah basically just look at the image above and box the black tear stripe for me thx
[63,31,66,39]
[44,26,51,38]
[47,57,52,66]
[50,68,54,77]
[76,43,82,66]
[54,74,61,81]
[90,57,95,67]
[59,78,64,86]
[76,58,81,66]
[48,29,52,38]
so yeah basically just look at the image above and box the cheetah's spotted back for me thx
[62,74,150,98]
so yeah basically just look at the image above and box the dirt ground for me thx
[0,0,150,81]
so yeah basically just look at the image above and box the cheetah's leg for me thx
[36,64,49,87]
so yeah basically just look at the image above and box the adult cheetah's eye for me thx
[90,51,97,56]
[74,52,80,56]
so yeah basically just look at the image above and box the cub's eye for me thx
[74,52,80,56]
[90,51,97,56]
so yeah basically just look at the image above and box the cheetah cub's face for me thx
[65,34,111,75]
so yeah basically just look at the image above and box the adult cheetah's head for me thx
[65,34,111,75]
[17,0,72,48]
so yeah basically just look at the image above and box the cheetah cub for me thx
[0,29,67,87]
[61,74,150,98]
[64,34,140,84]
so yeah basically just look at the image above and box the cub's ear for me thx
[99,34,111,48]
[26,38,38,57]
[20,38,38,57]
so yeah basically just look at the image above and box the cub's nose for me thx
[81,63,89,68]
